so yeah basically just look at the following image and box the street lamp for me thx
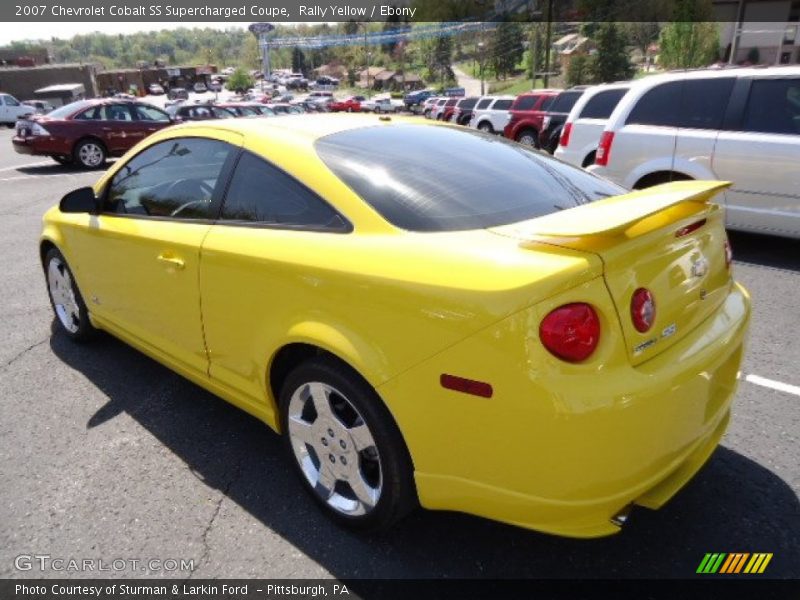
[477,41,485,96]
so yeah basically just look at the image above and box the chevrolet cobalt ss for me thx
[41,115,751,536]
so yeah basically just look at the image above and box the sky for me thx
[0,22,254,46]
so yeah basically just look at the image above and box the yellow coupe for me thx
[41,115,751,536]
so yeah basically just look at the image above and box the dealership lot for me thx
[0,125,797,579]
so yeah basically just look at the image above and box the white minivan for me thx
[0,93,35,126]
[554,83,630,167]
[588,67,800,238]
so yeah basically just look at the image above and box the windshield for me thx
[316,124,625,232]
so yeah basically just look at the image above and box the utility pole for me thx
[478,41,485,95]
[543,0,553,88]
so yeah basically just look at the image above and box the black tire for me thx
[279,356,416,531]
[73,138,107,169]
[515,128,539,148]
[44,248,97,342]
[478,122,494,133]
[5,122,15,129]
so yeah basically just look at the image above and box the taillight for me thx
[559,122,573,147]
[724,238,733,269]
[539,303,601,363]
[595,131,615,166]
[631,288,656,333]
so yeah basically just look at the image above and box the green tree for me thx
[225,67,253,92]
[659,22,720,68]
[566,54,593,86]
[590,22,633,83]
[291,46,306,74]
[658,0,719,68]
[490,21,525,79]
[432,32,453,86]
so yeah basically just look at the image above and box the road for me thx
[452,65,483,97]
[0,126,798,581]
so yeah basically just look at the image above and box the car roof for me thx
[167,113,430,142]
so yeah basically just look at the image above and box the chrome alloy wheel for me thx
[47,257,80,333]
[287,381,382,516]
[78,143,104,167]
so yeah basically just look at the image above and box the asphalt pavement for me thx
[0,126,798,581]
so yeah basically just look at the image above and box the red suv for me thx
[503,89,561,147]
[12,99,172,168]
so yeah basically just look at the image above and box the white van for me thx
[554,83,630,167]
[588,67,800,238]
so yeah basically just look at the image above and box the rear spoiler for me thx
[523,181,730,238]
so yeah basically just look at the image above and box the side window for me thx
[132,104,170,122]
[3,94,20,106]
[102,105,133,121]
[106,138,233,220]
[493,99,513,110]
[579,88,628,119]
[74,106,102,120]
[476,98,493,109]
[220,152,348,231]
[514,96,537,110]
[627,81,684,126]
[741,78,800,135]
[677,78,735,129]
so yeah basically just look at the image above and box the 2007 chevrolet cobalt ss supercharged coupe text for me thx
[40,115,751,537]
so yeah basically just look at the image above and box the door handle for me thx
[157,254,185,270]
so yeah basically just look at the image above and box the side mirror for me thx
[59,187,100,214]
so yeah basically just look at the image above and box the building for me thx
[95,65,217,96]
[0,46,50,67]
[552,33,594,73]
[0,63,100,100]
[362,68,425,91]
[715,0,800,63]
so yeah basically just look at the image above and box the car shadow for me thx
[728,230,800,273]
[49,327,800,580]
[17,160,116,177]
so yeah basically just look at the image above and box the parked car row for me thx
[10,96,307,169]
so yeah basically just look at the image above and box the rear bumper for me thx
[380,280,751,537]
[12,135,70,157]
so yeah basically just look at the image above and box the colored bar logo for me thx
[696,553,773,574]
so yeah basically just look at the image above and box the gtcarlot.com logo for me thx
[696,552,773,574]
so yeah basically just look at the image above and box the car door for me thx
[99,104,148,153]
[130,103,172,143]
[672,77,736,180]
[62,133,241,375]
[712,76,800,237]
[199,150,350,408]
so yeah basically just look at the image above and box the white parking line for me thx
[0,173,80,183]
[0,161,52,173]
[744,374,800,397]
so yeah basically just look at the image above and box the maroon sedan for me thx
[12,99,172,169]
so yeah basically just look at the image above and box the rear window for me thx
[476,98,493,109]
[579,88,628,119]
[493,99,513,110]
[458,97,479,109]
[49,100,93,119]
[315,125,625,232]
[548,91,583,114]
